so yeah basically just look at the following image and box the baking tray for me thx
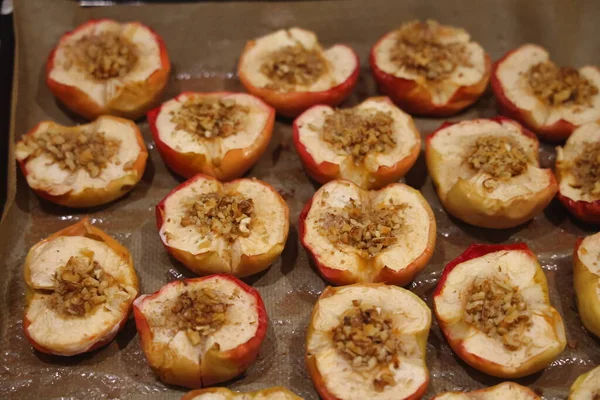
[2,0,600,399]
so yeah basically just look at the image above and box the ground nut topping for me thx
[464,276,532,350]
[390,20,471,81]
[260,44,327,91]
[570,142,600,196]
[180,193,254,242]
[50,250,119,317]
[170,98,249,139]
[23,130,122,178]
[332,300,401,392]
[526,62,599,107]
[65,32,138,80]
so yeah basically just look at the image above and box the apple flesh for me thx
[433,382,541,399]
[573,232,600,338]
[181,386,303,400]
[569,365,600,400]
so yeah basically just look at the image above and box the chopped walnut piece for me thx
[168,288,228,345]
[170,97,249,140]
[526,61,598,107]
[316,108,396,163]
[180,193,254,242]
[318,198,405,257]
[464,276,532,350]
[466,136,529,186]
[332,300,400,392]
[570,142,600,196]
[260,44,327,91]
[66,32,138,80]
[389,20,471,81]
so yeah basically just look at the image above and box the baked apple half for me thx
[133,274,267,388]
[426,117,557,229]
[23,219,139,356]
[46,19,170,120]
[293,96,421,189]
[573,231,600,338]
[370,20,491,117]
[238,27,359,117]
[306,284,431,400]
[433,382,540,400]
[555,122,600,223]
[300,179,435,286]
[433,243,566,378]
[148,92,275,180]
[156,174,289,277]
[181,386,303,400]
[569,365,600,400]
[15,115,148,208]
[492,44,600,142]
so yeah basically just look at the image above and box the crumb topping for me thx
[464,276,532,350]
[570,142,600,196]
[180,193,254,242]
[526,62,598,107]
[313,108,396,163]
[170,97,249,140]
[467,136,529,189]
[389,20,471,81]
[65,32,138,80]
[260,44,327,91]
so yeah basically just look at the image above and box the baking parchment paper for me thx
[2,0,600,399]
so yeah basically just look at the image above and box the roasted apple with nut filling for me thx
[306,284,431,400]
[426,117,557,229]
[433,382,540,400]
[133,275,267,388]
[181,386,303,400]
[293,97,421,189]
[23,219,139,356]
[433,243,566,378]
[370,20,491,117]
[148,92,274,180]
[16,115,148,208]
[300,179,435,286]
[492,44,600,142]
[569,365,600,400]
[555,122,600,223]
[573,232,600,338]
[238,27,359,117]
[46,19,170,120]
[156,174,289,277]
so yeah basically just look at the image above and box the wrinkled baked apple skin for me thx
[46,19,171,121]
[23,219,139,356]
[17,117,148,208]
[573,238,600,337]
[238,43,359,118]
[133,275,268,388]
[148,92,275,181]
[369,33,491,117]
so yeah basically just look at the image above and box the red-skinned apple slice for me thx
[181,386,303,400]
[23,218,139,356]
[46,19,170,120]
[491,44,600,142]
[306,283,431,400]
[299,179,436,286]
[133,274,267,388]
[370,20,491,117]
[573,232,600,338]
[148,91,275,180]
[238,27,359,117]
[156,174,289,277]
[293,96,421,189]
[555,122,600,223]
[433,243,566,379]
[426,117,557,229]
[433,382,541,400]
[15,115,148,208]
[569,365,600,400]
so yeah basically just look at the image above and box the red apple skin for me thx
[238,42,360,117]
[369,32,491,117]
[557,193,600,224]
[46,19,171,121]
[133,274,268,389]
[148,92,275,181]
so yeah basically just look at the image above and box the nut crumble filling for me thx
[170,98,249,140]
[260,44,327,91]
[180,193,254,242]
[464,276,532,350]
[526,61,599,107]
[570,142,600,196]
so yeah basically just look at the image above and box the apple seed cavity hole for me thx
[260,44,327,91]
